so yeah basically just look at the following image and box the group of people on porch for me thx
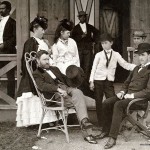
[1,1,150,149]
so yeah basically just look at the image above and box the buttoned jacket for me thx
[121,65,150,98]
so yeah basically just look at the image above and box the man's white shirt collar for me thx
[44,69,56,79]
[1,15,9,22]
[138,62,150,72]
[0,15,10,44]
[79,23,87,33]
[144,62,150,67]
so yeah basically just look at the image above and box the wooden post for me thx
[94,0,100,29]
[16,0,30,88]
[70,0,75,23]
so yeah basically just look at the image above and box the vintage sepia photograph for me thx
[0,0,150,149]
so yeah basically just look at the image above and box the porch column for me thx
[70,0,75,23]
[16,0,30,88]
[94,0,99,29]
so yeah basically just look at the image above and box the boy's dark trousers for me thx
[94,79,115,127]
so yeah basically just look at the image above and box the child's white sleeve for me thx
[89,54,100,82]
[117,53,136,71]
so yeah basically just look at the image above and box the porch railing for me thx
[0,54,17,109]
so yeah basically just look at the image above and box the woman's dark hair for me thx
[54,25,67,43]
[0,1,11,11]
[36,50,49,59]
[30,16,48,32]
[54,19,74,43]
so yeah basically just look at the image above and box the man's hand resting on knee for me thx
[116,91,125,99]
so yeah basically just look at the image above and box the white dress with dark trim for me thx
[16,37,56,127]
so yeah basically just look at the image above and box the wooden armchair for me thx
[25,51,78,143]
[121,98,150,141]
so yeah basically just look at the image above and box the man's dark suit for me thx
[0,17,16,98]
[0,17,16,54]
[33,66,67,99]
[101,65,150,139]
[72,23,99,80]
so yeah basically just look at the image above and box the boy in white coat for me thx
[89,33,136,127]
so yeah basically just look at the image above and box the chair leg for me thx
[37,109,46,137]
[134,121,150,138]
[62,110,69,143]
[65,108,69,125]
[125,115,150,139]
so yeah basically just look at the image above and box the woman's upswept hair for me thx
[54,19,74,43]
[30,16,48,32]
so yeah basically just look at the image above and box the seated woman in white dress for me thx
[52,19,80,74]
[16,16,57,127]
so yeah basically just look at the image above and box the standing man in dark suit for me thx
[72,11,99,81]
[0,1,16,98]
[95,43,150,149]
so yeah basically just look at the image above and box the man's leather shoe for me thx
[104,137,116,149]
[94,132,108,139]
[84,135,97,144]
[81,118,93,129]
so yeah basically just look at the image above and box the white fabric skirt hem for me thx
[16,93,58,127]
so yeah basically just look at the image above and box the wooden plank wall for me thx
[16,0,30,86]
[130,0,150,46]
[38,0,69,46]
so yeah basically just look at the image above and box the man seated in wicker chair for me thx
[32,50,97,144]
[95,43,150,149]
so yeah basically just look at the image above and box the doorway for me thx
[99,0,130,82]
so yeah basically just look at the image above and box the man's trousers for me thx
[102,96,134,139]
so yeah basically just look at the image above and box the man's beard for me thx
[40,63,50,69]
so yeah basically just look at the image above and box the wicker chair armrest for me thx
[126,98,147,115]
[44,92,65,107]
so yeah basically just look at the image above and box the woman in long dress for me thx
[16,16,57,127]
[52,19,80,74]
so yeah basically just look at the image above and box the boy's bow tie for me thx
[105,50,111,54]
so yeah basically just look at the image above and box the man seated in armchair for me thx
[95,43,150,149]
[33,50,97,144]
